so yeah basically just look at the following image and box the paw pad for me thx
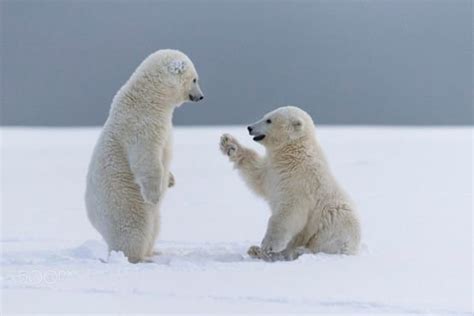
[219,134,238,157]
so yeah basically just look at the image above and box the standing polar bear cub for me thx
[86,49,203,263]
[220,106,360,261]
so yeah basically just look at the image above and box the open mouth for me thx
[253,135,266,141]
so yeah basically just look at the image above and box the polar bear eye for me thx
[193,78,197,83]
[266,119,272,124]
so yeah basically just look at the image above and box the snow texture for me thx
[1,127,472,314]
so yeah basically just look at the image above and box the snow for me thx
[1,126,472,314]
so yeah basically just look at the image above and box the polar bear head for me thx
[247,106,315,148]
[137,49,204,106]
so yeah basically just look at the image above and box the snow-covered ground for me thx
[1,127,472,314]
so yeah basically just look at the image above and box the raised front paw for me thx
[219,134,239,158]
[168,172,175,188]
[139,176,161,204]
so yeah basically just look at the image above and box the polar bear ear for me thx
[167,60,187,75]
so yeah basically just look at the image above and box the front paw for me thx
[168,172,175,188]
[247,245,263,258]
[261,235,287,253]
[247,245,277,262]
[219,134,239,158]
[139,177,161,204]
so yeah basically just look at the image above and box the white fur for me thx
[220,106,361,261]
[85,49,203,263]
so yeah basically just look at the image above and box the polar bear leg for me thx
[105,216,154,263]
[108,236,149,263]
[146,212,161,257]
[220,134,267,198]
[261,207,308,253]
[308,207,360,255]
[128,140,165,205]
[281,247,309,261]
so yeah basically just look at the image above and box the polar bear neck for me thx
[267,136,329,170]
[110,77,178,126]
[268,141,311,164]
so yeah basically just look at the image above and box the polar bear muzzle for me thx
[247,126,266,141]
[189,94,204,102]
[188,82,204,102]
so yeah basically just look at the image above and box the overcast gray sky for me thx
[1,0,472,126]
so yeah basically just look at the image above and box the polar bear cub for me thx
[85,49,204,263]
[220,106,360,261]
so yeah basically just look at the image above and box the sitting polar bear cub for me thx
[86,49,204,263]
[220,106,361,261]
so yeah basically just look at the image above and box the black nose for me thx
[199,95,204,100]
[247,126,253,133]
